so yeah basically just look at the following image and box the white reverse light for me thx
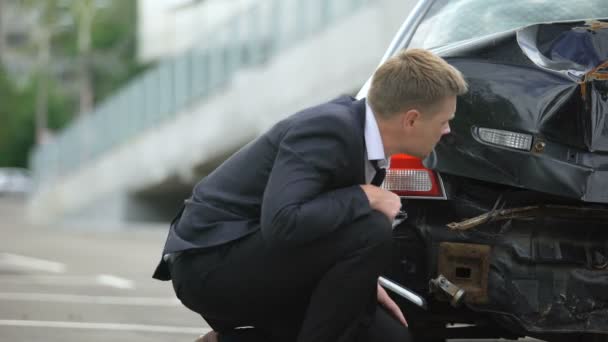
[383,169,433,192]
[476,127,533,151]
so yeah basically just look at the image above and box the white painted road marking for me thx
[0,275,98,286]
[96,274,135,289]
[0,274,135,289]
[0,320,210,334]
[0,292,181,306]
[0,253,66,273]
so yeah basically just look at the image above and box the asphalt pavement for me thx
[0,196,208,342]
[0,197,544,342]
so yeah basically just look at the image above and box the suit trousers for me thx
[169,211,412,342]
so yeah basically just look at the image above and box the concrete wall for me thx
[138,0,262,62]
[29,0,417,226]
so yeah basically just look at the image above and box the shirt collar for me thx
[364,100,388,168]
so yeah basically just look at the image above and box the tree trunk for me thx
[0,0,5,64]
[77,0,94,115]
[35,28,49,145]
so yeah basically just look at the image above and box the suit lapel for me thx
[352,98,368,185]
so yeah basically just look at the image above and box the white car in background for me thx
[0,168,33,196]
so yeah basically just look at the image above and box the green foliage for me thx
[92,0,134,50]
[90,0,149,102]
[46,77,74,131]
[0,67,34,167]
[0,68,72,167]
[0,0,146,168]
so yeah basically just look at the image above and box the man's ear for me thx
[402,109,421,130]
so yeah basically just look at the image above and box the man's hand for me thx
[360,185,401,221]
[377,282,408,327]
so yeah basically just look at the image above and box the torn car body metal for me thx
[364,1,608,340]
[434,19,608,203]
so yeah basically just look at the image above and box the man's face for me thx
[402,96,456,159]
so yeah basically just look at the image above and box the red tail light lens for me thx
[383,154,446,199]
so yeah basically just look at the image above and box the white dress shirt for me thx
[364,101,389,184]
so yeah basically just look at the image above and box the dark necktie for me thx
[371,160,386,187]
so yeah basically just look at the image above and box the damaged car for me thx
[364,0,608,341]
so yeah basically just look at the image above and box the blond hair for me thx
[367,49,468,118]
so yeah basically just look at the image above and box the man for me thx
[153,48,468,342]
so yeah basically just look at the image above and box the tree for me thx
[0,0,146,168]
[0,0,5,63]
[0,65,35,167]
[72,0,96,115]
[13,0,72,144]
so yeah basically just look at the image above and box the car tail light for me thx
[383,154,446,199]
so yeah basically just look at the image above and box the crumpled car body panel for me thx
[386,18,608,339]
[429,20,608,203]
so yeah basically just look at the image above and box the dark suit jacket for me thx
[153,96,373,280]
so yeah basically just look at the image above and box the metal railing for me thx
[30,0,372,185]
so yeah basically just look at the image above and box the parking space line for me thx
[0,292,180,306]
[0,319,210,334]
[0,274,136,289]
[96,274,135,289]
[0,275,97,286]
[0,253,66,273]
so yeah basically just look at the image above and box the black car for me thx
[365,1,608,341]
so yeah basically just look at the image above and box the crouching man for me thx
[153,48,468,342]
